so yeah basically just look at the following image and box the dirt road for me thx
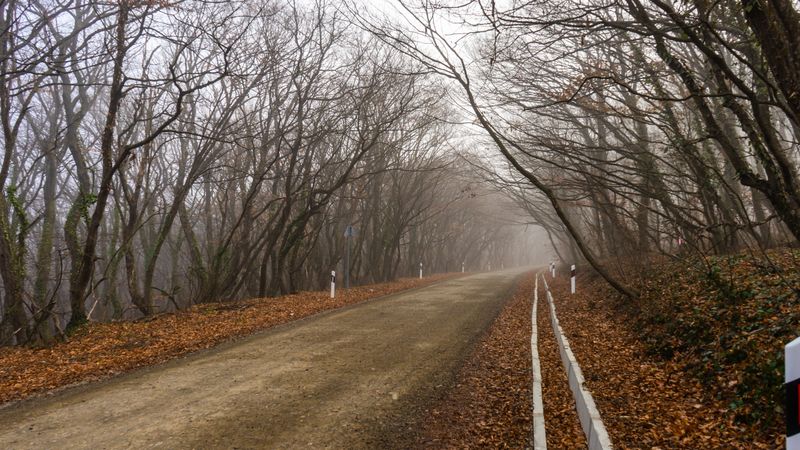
[0,269,525,449]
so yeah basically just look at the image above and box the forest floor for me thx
[0,273,457,406]
[546,247,799,448]
[547,275,746,448]
[418,249,797,449]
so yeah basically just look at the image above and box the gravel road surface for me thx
[0,269,524,449]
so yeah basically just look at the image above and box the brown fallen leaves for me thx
[635,249,799,441]
[538,280,587,449]
[548,273,775,449]
[0,274,457,406]
[418,273,534,448]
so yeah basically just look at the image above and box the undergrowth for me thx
[628,248,800,438]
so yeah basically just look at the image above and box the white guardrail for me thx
[541,274,613,450]
[532,275,546,449]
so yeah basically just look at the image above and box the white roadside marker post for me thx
[419,262,423,279]
[461,261,465,273]
[330,271,336,299]
[787,337,800,449]
[570,264,576,294]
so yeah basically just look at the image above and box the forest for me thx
[0,0,536,346]
[1,0,799,352]
[361,0,800,298]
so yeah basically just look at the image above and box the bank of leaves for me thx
[549,275,748,448]
[0,274,457,405]
[632,248,800,442]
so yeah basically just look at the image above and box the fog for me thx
[0,0,797,345]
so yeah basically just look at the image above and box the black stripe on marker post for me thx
[788,377,800,437]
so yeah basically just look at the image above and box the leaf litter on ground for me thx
[546,248,798,448]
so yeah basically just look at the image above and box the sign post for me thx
[330,271,336,299]
[461,261,465,273]
[419,262,423,279]
[787,337,800,449]
[570,265,576,294]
